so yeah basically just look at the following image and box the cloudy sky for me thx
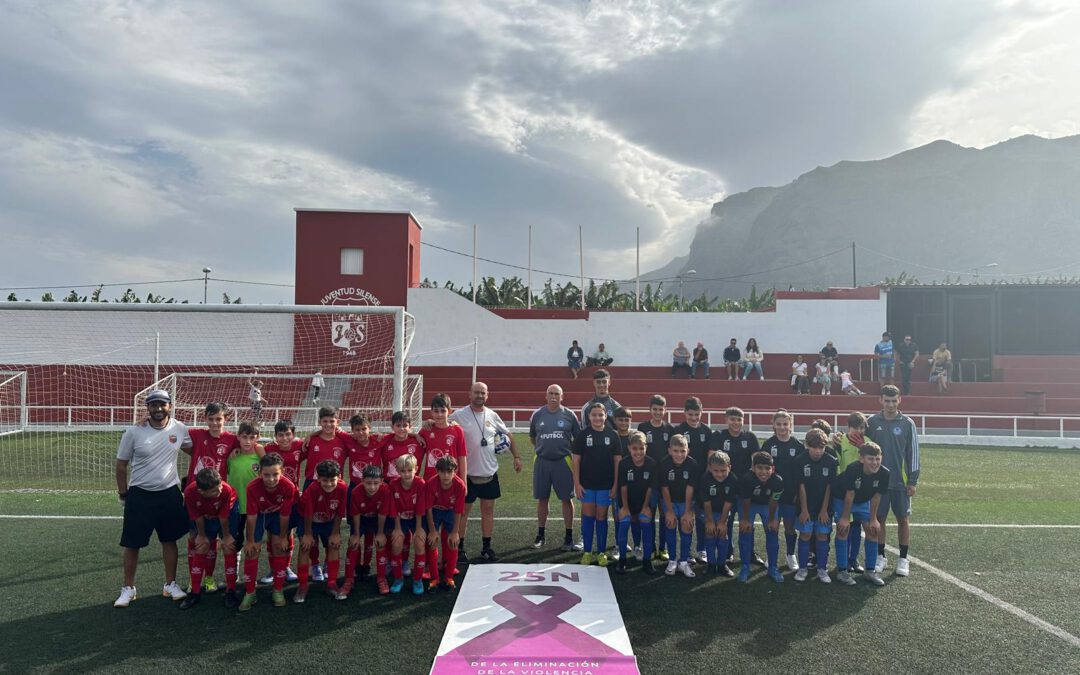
[1,0,1078,304]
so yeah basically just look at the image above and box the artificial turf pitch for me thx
[1,439,1078,674]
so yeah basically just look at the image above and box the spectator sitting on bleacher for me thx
[671,341,691,378]
[567,340,584,379]
[840,370,865,395]
[815,354,833,395]
[742,338,764,380]
[930,343,952,393]
[819,341,839,377]
[723,338,741,380]
[791,355,810,394]
[691,342,710,379]
[587,343,614,367]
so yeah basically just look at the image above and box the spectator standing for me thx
[449,382,523,563]
[723,338,741,380]
[930,343,952,393]
[874,332,895,385]
[819,341,839,377]
[691,342,710,379]
[895,336,920,395]
[790,355,810,394]
[581,369,621,426]
[671,341,691,378]
[310,369,324,404]
[113,389,193,607]
[587,343,614,367]
[567,340,585,379]
[529,385,582,552]
[742,338,764,380]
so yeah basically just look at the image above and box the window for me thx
[340,248,363,275]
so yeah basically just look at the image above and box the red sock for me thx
[326,559,340,590]
[297,561,310,590]
[414,550,427,578]
[390,551,403,580]
[310,539,320,567]
[445,547,459,582]
[345,549,359,581]
[244,558,259,594]
[363,534,374,567]
[225,552,238,591]
[427,548,440,583]
[377,548,389,581]
[271,555,288,591]
[189,554,208,595]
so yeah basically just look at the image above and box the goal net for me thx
[0,303,418,490]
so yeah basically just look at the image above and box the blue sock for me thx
[695,518,706,554]
[595,518,608,553]
[680,531,692,562]
[705,536,718,564]
[582,515,595,554]
[798,538,811,570]
[640,517,654,560]
[765,530,780,572]
[847,522,862,566]
[721,536,732,564]
[666,523,677,558]
[630,520,641,549]
[785,532,797,556]
[865,538,878,571]
[738,531,754,571]
[658,519,668,555]
[616,517,630,556]
[816,537,830,569]
[835,535,849,571]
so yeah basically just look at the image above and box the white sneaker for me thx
[697,550,709,564]
[786,554,799,570]
[664,561,678,576]
[311,564,326,582]
[794,568,808,582]
[258,572,274,585]
[113,586,137,607]
[863,571,885,586]
[875,556,887,574]
[572,538,585,552]
[632,546,643,560]
[836,570,856,586]
[285,567,298,583]
[816,568,832,584]
[162,581,187,601]
[895,558,910,577]
[677,561,696,578]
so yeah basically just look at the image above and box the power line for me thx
[2,276,294,293]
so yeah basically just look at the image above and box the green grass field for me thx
[1,438,1078,673]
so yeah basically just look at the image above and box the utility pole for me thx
[202,267,212,304]
[851,242,857,287]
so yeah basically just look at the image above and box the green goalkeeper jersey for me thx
[226,451,261,513]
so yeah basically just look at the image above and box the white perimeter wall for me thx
[407,288,888,366]
[0,309,295,365]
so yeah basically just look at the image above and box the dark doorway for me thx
[948,294,993,381]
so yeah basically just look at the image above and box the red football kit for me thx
[388,476,427,521]
[303,431,349,480]
[184,480,238,521]
[245,476,299,516]
[345,433,382,484]
[426,475,467,515]
[350,482,391,519]
[265,439,304,485]
[299,481,347,524]
[186,429,239,481]
[418,425,466,479]
[379,435,425,480]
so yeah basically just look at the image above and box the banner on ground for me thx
[431,564,639,675]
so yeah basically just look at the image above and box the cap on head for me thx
[146,389,171,404]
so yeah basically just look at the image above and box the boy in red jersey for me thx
[345,414,382,495]
[265,420,302,485]
[180,468,238,610]
[294,460,347,603]
[239,453,298,611]
[380,411,426,482]
[424,455,466,592]
[419,395,468,481]
[301,407,349,581]
[181,404,241,594]
[342,464,391,597]
[388,454,428,595]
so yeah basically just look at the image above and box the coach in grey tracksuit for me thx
[529,385,582,551]
[867,385,921,577]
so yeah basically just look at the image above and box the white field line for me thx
[885,545,1080,649]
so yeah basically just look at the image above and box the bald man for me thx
[529,385,582,551]
[449,382,522,563]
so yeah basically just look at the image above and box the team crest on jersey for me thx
[557,419,565,428]
[445,436,453,446]
[753,486,762,496]
[741,440,748,448]
[855,477,863,489]
[329,500,340,511]
[169,435,177,444]
[893,427,903,436]
[604,437,611,446]
[823,468,830,476]
[709,486,717,496]
[643,471,650,480]
[322,287,381,357]
[699,433,706,443]
[873,480,880,488]
[646,432,653,443]
[803,466,812,477]
[667,470,675,481]
[586,436,594,447]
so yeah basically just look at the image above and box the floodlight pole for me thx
[202,266,212,304]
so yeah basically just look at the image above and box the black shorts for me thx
[119,485,189,549]
[466,473,501,503]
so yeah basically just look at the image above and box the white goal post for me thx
[0,370,28,436]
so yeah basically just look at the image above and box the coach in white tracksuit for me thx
[113,389,193,607]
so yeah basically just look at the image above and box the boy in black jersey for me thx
[794,429,837,583]
[573,403,622,567]
[613,407,633,459]
[833,442,890,587]
[737,452,784,583]
[638,395,675,562]
[714,407,764,567]
[674,396,712,563]
[762,409,805,571]
[699,451,737,577]
[658,434,699,578]
[616,431,657,574]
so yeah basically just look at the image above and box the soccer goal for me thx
[0,302,418,490]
